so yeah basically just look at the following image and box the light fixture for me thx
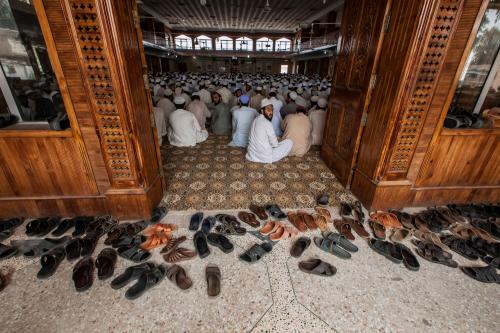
[194,38,199,45]
[200,0,207,5]
[264,0,271,12]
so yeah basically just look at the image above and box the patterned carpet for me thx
[161,135,354,211]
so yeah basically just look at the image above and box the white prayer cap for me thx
[311,96,319,102]
[192,92,200,97]
[289,91,298,100]
[256,86,263,91]
[318,98,327,108]
[216,88,225,96]
[164,88,173,97]
[174,96,185,105]
[261,98,273,109]
[296,87,304,94]
[155,78,160,83]
[270,87,277,93]
[221,79,228,86]
[296,98,307,108]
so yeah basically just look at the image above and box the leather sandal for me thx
[167,264,192,290]
[249,204,268,220]
[287,212,307,232]
[313,213,329,231]
[298,211,317,230]
[315,206,332,220]
[238,211,260,228]
[163,247,196,263]
[370,211,402,229]
[369,219,386,240]
[333,219,355,241]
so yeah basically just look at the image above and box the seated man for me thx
[229,95,259,147]
[168,96,208,147]
[186,92,210,129]
[210,90,232,136]
[246,98,293,163]
[281,102,312,157]
[309,98,327,145]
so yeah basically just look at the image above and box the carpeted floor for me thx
[161,135,354,210]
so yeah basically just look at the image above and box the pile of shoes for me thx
[259,221,298,241]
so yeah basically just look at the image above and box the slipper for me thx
[23,236,71,257]
[26,217,60,237]
[390,228,411,242]
[470,220,500,241]
[111,262,155,289]
[316,194,329,206]
[346,217,370,239]
[290,237,311,257]
[143,223,175,236]
[315,206,332,220]
[370,211,402,229]
[340,202,354,219]
[65,238,82,261]
[249,204,268,220]
[388,210,415,229]
[313,214,329,231]
[194,231,210,258]
[269,225,287,241]
[105,226,127,246]
[367,239,403,264]
[441,235,480,261]
[72,216,96,237]
[413,230,450,251]
[369,219,386,240]
[352,201,365,222]
[260,221,280,235]
[206,264,221,297]
[160,236,187,254]
[37,247,66,279]
[167,264,193,290]
[51,218,76,237]
[189,212,204,231]
[240,243,273,263]
[265,204,287,219]
[215,222,246,235]
[112,234,145,248]
[322,231,358,252]
[201,216,216,234]
[0,243,18,261]
[314,236,351,259]
[95,248,117,280]
[298,259,336,277]
[207,233,234,253]
[118,245,151,263]
[150,206,167,223]
[299,211,317,230]
[125,264,166,300]
[125,220,149,236]
[460,265,500,284]
[287,212,307,232]
[140,233,171,251]
[412,240,458,268]
[72,257,95,292]
[80,235,99,257]
[394,242,420,271]
[0,218,23,233]
[237,212,260,228]
[333,219,355,241]
[163,247,196,263]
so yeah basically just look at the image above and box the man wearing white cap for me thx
[157,88,176,129]
[282,91,298,118]
[198,81,212,104]
[309,98,328,145]
[168,96,208,147]
[217,80,232,104]
[246,98,292,163]
[186,92,211,129]
[229,95,259,147]
[250,87,264,111]
[210,91,232,136]
[281,100,312,157]
[268,91,284,136]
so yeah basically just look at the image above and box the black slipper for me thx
[37,247,66,279]
[26,218,60,237]
[125,264,166,300]
[72,216,96,237]
[201,216,216,234]
[95,248,117,280]
[368,239,403,263]
[290,237,311,258]
[207,233,234,253]
[0,218,23,233]
[72,257,95,292]
[265,204,286,219]
[112,234,145,248]
[111,262,155,289]
[394,242,420,271]
[0,243,18,260]
[193,231,210,258]
[80,235,99,257]
[118,245,151,263]
[189,212,204,231]
[51,218,76,237]
[150,206,167,223]
[239,242,273,263]
[65,238,82,261]
[23,236,71,257]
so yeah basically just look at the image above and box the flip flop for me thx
[206,264,221,297]
[72,216,96,237]
[315,206,332,220]
[322,231,358,252]
[201,216,216,234]
[207,233,234,253]
[0,243,18,261]
[298,259,336,277]
[395,242,420,271]
[460,265,500,284]
[249,204,268,220]
[37,247,66,279]
[259,221,280,235]
[65,238,82,261]
[95,248,117,280]
[367,239,403,263]
[237,212,260,228]
[118,245,151,263]
[51,218,76,237]
[160,236,187,254]
[189,212,204,231]
[265,204,287,219]
[369,219,386,240]
[346,217,370,239]
[370,211,402,229]
[111,262,155,289]
[163,247,197,263]
[412,240,458,268]
[313,236,351,259]
[194,231,210,258]
[167,264,193,290]
[290,237,311,257]
[125,264,167,300]
[72,257,95,292]
[150,206,167,223]
[240,243,273,263]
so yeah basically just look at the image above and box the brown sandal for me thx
[249,204,268,220]
[206,264,221,297]
[298,211,318,230]
[287,212,308,232]
[238,211,260,228]
[314,206,332,220]
[333,219,355,241]
[160,236,187,254]
[370,211,402,229]
[345,217,370,239]
[163,247,196,263]
[167,264,192,290]
[369,219,386,239]
[313,214,329,231]
[260,221,279,235]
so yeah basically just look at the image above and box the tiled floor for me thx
[1,208,498,333]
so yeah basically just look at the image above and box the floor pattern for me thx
[161,135,354,211]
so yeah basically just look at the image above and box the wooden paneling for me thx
[0,137,97,197]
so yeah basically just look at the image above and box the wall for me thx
[168,56,290,74]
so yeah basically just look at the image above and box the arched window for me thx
[275,38,291,52]
[256,37,273,52]
[215,36,233,50]
[174,35,192,50]
[194,35,212,50]
[235,37,253,51]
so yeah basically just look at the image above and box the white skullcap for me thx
[311,96,319,102]
[270,87,277,93]
[261,98,273,109]
[164,88,173,97]
[317,98,327,108]
[192,92,200,97]
[174,96,185,105]
[256,86,263,91]
[296,87,304,94]
[289,91,298,100]
[296,98,307,108]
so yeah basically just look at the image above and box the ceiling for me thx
[139,0,344,33]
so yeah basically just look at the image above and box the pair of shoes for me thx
[26,217,61,237]
[140,223,176,250]
[412,239,455,268]
[0,218,24,242]
[72,248,117,291]
[111,262,166,299]
[368,238,420,271]
[314,231,358,259]
[239,242,272,263]
[287,211,317,232]
[193,231,234,259]
[260,221,297,241]
[214,215,246,235]
[161,235,197,263]
[299,258,336,277]
[237,211,260,228]
[290,237,311,257]
[249,204,268,220]
[65,234,99,260]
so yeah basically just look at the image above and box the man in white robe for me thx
[229,95,259,147]
[186,92,211,129]
[309,98,328,145]
[168,96,208,147]
[157,88,176,129]
[246,98,292,163]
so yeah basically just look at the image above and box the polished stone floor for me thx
[0,208,498,333]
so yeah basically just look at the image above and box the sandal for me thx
[249,204,268,220]
[298,211,317,230]
[313,214,329,231]
[315,206,332,220]
[395,242,420,271]
[189,212,204,231]
[389,210,415,229]
[201,216,216,234]
[413,230,450,251]
[167,264,193,290]
[313,236,351,259]
[412,239,458,268]
[140,233,171,251]
[80,235,99,257]
[470,219,500,241]
[65,238,82,261]
[0,243,18,260]
[367,239,403,263]
[441,235,480,261]
[163,247,196,263]
[160,236,187,254]
[207,233,234,253]
[125,264,166,300]
[118,245,151,263]
[460,265,500,284]
[259,221,279,235]
[206,264,221,297]
[237,212,260,228]
[72,216,96,237]
[150,206,167,223]
[290,237,311,258]
[287,212,307,232]
[95,248,117,280]
[26,217,60,237]
[322,231,358,252]
[215,222,246,235]
[390,228,411,242]
[194,231,210,258]
[239,242,273,263]
[111,262,155,289]
[346,217,370,239]
[72,257,95,292]
[333,219,355,241]
[143,223,175,236]
[298,259,336,277]
[369,219,386,239]
[265,204,287,220]
[370,211,402,229]
[37,247,66,279]
[51,218,76,237]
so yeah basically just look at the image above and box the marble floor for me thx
[0,208,498,333]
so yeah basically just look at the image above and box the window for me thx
[280,64,289,74]
[194,35,212,50]
[215,36,233,51]
[235,37,253,51]
[0,0,68,128]
[275,38,291,52]
[447,1,499,121]
[174,35,192,50]
[256,37,273,52]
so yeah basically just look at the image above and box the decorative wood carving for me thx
[386,0,462,174]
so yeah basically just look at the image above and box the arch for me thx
[215,36,233,50]
[256,37,273,52]
[194,35,212,50]
[174,34,192,50]
[275,38,291,51]
[235,37,253,51]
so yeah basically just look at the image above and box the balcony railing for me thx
[142,31,170,49]
[297,31,340,53]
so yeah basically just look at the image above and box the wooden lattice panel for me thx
[69,1,133,181]
[387,0,462,173]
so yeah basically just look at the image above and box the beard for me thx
[264,113,273,121]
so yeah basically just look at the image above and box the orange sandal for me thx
[369,211,402,229]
